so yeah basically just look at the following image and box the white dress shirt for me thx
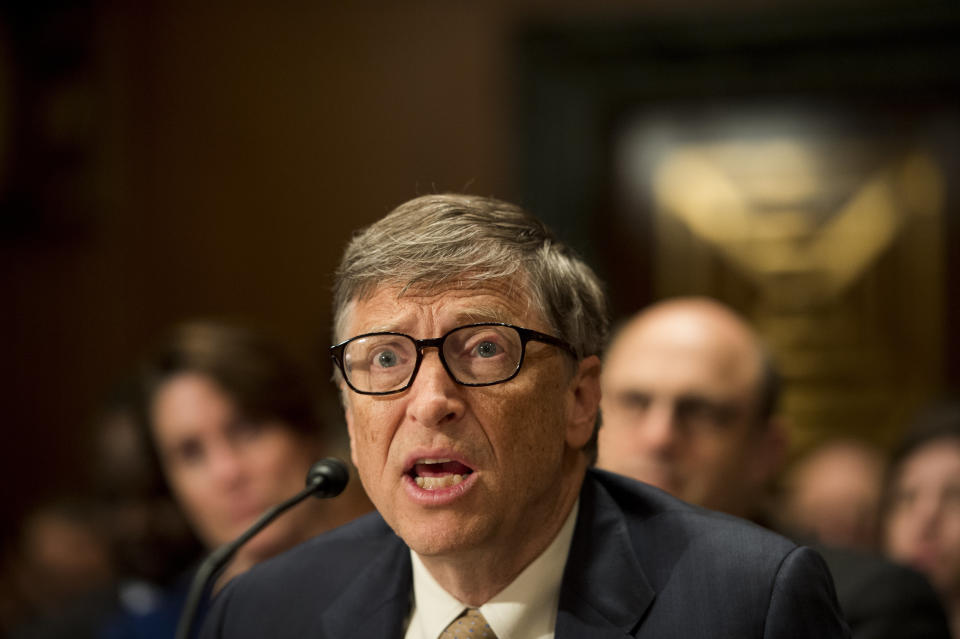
[404,500,579,639]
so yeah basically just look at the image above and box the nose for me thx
[637,400,678,455]
[406,348,465,428]
[914,492,946,538]
[207,442,247,491]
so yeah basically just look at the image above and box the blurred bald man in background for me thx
[597,296,951,639]
[597,297,786,522]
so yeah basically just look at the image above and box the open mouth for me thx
[408,458,474,490]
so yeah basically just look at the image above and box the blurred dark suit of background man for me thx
[200,194,847,638]
[597,296,950,639]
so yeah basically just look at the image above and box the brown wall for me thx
[6,2,519,520]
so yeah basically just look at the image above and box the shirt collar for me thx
[408,500,579,639]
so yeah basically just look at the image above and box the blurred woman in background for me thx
[101,320,369,639]
[884,399,960,639]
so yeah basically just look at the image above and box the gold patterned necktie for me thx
[438,608,498,639]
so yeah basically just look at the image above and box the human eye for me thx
[615,391,651,416]
[473,339,502,358]
[676,397,736,430]
[370,337,415,371]
[888,485,917,512]
[943,484,960,511]
[343,334,414,392]
[461,328,512,360]
[374,347,402,368]
[445,326,519,383]
[622,391,649,407]
[167,438,205,469]
[346,336,410,371]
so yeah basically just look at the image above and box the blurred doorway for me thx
[516,3,960,452]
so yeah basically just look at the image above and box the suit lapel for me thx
[556,472,655,639]
[321,525,412,639]
[317,474,655,639]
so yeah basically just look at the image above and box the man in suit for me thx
[597,297,950,639]
[200,195,847,638]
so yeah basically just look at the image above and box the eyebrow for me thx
[359,309,518,337]
[453,306,516,325]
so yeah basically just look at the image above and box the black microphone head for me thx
[306,458,350,498]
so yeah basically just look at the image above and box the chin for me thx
[398,517,487,558]
[406,535,476,558]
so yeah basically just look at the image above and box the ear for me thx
[566,355,602,449]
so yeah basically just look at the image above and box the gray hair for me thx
[332,194,608,359]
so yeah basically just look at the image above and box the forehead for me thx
[896,439,960,485]
[150,373,234,437]
[604,314,761,398]
[342,278,543,336]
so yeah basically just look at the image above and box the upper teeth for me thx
[418,458,451,464]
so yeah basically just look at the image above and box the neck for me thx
[418,459,586,606]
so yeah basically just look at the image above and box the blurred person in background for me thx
[884,399,960,638]
[779,438,886,552]
[597,296,951,639]
[91,382,203,634]
[1,382,202,639]
[597,297,787,522]
[100,320,371,639]
[1,498,117,639]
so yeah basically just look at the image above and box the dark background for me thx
[2,0,958,530]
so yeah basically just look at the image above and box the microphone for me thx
[174,458,349,639]
[305,457,350,498]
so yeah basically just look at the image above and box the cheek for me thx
[598,407,639,445]
[700,430,748,467]
[493,385,567,464]
[682,433,718,465]
[161,459,209,510]
[884,512,915,553]
[169,472,208,514]
[167,470,223,540]
[352,404,393,451]
[348,401,402,482]
[941,514,960,546]
[596,423,624,457]
[251,435,315,488]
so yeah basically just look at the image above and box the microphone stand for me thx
[174,458,349,639]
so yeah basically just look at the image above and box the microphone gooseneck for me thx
[174,458,349,639]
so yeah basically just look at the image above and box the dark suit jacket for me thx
[199,469,849,638]
[814,545,951,639]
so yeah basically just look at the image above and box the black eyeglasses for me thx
[330,323,577,396]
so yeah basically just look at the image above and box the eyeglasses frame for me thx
[330,322,578,396]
